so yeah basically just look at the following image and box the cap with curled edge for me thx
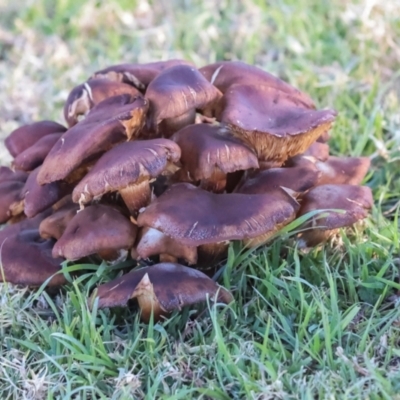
[52,204,137,261]
[145,65,222,135]
[64,79,141,127]
[200,61,315,109]
[172,123,258,192]
[216,84,336,166]
[92,59,194,90]
[92,262,233,322]
[72,139,181,214]
[5,120,67,158]
[137,182,299,248]
[0,229,66,287]
[37,94,148,185]
[297,184,373,247]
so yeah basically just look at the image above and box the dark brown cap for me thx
[52,204,137,261]
[12,132,62,172]
[200,61,315,109]
[145,65,222,133]
[93,263,233,321]
[37,94,148,185]
[297,184,373,247]
[216,84,336,165]
[92,59,194,90]
[5,120,67,158]
[72,139,181,214]
[0,229,66,286]
[137,183,299,246]
[64,79,141,127]
[171,124,258,192]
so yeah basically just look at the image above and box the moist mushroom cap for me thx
[285,142,330,167]
[137,182,299,246]
[37,94,149,185]
[52,204,137,260]
[94,262,233,321]
[72,139,181,204]
[0,229,66,286]
[171,124,259,181]
[12,132,62,172]
[235,166,320,195]
[64,79,141,127]
[5,120,67,158]
[145,65,222,128]
[199,61,315,109]
[216,84,336,164]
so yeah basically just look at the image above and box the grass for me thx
[0,0,400,398]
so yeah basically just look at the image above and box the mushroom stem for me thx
[199,169,227,193]
[160,109,196,138]
[119,180,151,215]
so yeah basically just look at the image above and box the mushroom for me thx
[215,84,336,167]
[92,59,194,91]
[5,120,67,158]
[0,229,66,287]
[0,166,28,183]
[64,79,142,127]
[171,123,259,192]
[199,61,315,109]
[297,184,373,247]
[52,204,137,261]
[92,263,233,322]
[285,141,330,168]
[12,132,62,172]
[145,65,222,137]
[37,94,149,185]
[0,180,25,223]
[137,182,300,261]
[72,139,181,215]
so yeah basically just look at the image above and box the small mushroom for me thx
[37,94,149,185]
[145,65,222,136]
[215,84,336,166]
[5,120,67,158]
[0,229,66,287]
[64,79,141,127]
[12,132,62,172]
[52,204,137,261]
[72,139,181,215]
[285,141,330,168]
[93,263,233,322]
[199,61,315,109]
[0,180,25,223]
[171,124,259,192]
[92,59,194,90]
[297,184,373,247]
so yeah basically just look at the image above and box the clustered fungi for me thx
[0,60,373,322]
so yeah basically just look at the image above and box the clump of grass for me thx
[1,0,400,398]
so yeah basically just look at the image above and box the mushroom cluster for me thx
[0,60,373,321]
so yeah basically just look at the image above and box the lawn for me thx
[0,0,400,398]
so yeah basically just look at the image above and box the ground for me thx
[0,0,400,398]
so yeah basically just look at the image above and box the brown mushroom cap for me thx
[297,184,373,247]
[137,182,299,246]
[315,156,370,186]
[171,124,259,187]
[0,229,66,286]
[11,167,72,219]
[12,132,62,172]
[235,166,320,195]
[92,59,194,90]
[216,84,336,165]
[52,204,137,261]
[145,65,222,132]
[5,120,67,158]
[0,180,25,223]
[0,166,28,183]
[39,200,79,240]
[72,139,181,212]
[93,263,233,321]
[199,61,315,109]
[37,94,148,185]
[64,79,141,127]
